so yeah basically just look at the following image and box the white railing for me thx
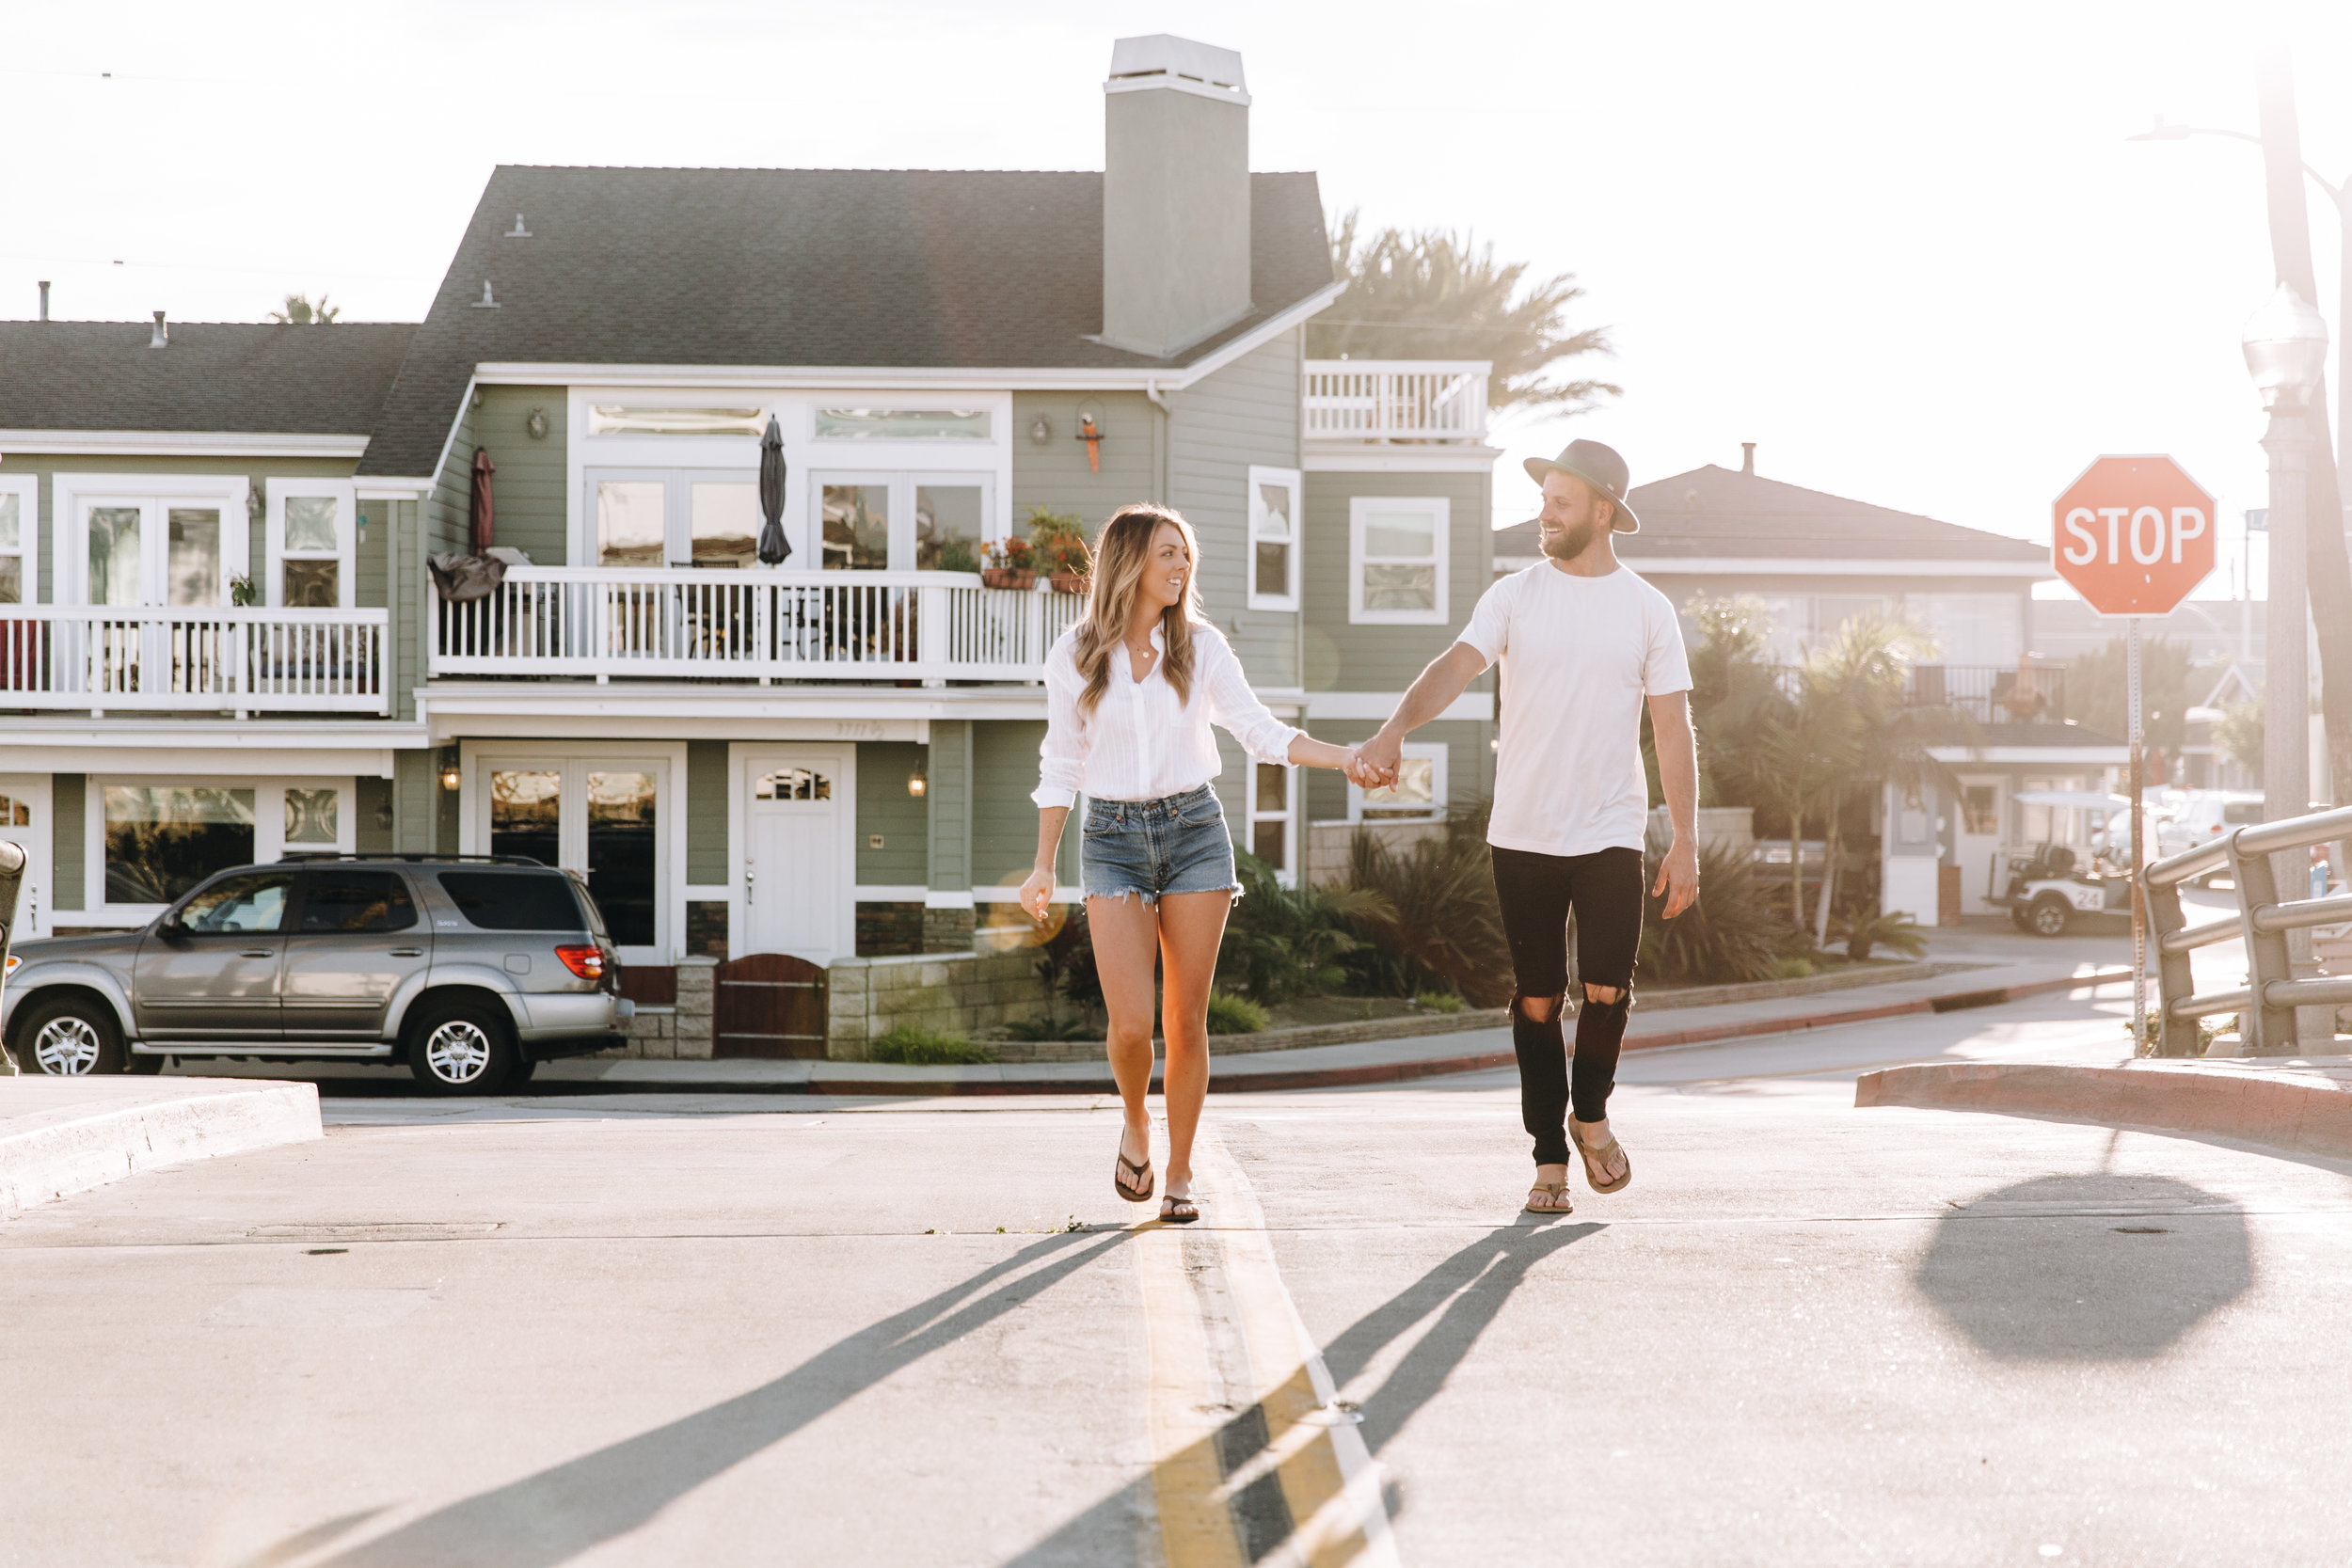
[1304,359,1490,442]
[432,568,1086,682]
[0,606,388,713]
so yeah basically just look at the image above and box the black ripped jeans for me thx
[1491,845,1645,1164]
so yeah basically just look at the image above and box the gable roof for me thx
[359,165,1334,477]
[1494,464,2047,565]
[0,321,414,437]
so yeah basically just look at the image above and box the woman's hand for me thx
[1018,865,1057,925]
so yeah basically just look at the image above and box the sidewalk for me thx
[1,1076,323,1216]
[539,957,2134,1098]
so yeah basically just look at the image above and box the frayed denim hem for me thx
[1083,880,1245,909]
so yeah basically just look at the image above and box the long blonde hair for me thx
[1072,503,1201,716]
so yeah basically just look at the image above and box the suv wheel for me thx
[406,998,519,1096]
[16,996,126,1076]
[2028,895,2072,938]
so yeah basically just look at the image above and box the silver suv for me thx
[0,855,634,1095]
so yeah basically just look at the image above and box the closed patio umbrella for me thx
[469,446,497,553]
[756,414,790,564]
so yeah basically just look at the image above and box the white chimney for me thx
[150,309,168,349]
[1100,35,1252,358]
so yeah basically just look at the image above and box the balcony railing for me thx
[0,606,388,714]
[431,568,1086,683]
[1304,359,1490,443]
[1905,664,2068,725]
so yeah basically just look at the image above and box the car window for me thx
[178,873,294,935]
[297,871,419,933]
[437,871,587,932]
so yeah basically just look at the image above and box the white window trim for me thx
[0,472,36,606]
[265,478,356,609]
[1346,741,1448,822]
[1348,494,1451,626]
[84,774,356,927]
[583,467,769,569]
[1247,465,1302,611]
[457,740,685,967]
[52,473,251,608]
[807,470,995,572]
[1245,760,1298,887]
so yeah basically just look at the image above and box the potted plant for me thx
[981,536,1037,590]
[1027,506,1093,594]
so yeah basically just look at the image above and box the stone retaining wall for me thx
[598,958,716,1060]
[826,948,1057,1059]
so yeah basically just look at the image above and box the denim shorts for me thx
[1080,784,1242,906]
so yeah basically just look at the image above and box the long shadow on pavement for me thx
[250,1228,1131,1568]
[1914,1171,2249,1359]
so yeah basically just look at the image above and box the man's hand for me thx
[1653,839,1700,919]
[1353,730,1402,788]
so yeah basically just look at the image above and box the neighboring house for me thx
[1495,448,2124,922]
[0,35,1498,1040]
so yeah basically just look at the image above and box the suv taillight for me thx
[556,944,606,980]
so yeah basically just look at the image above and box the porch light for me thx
[908,765,929,799]
[2242,282,2328,411]
[438,752,462,792]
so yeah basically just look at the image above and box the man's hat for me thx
[1523,439,1641,533]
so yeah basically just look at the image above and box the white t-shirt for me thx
[1458,562,1692,858]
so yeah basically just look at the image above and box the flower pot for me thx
[1049,573,1089,596]
[981,567,1036,590]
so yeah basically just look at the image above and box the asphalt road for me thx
[6,981,2348,1567]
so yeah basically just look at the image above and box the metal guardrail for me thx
[2143,802,2352,1055]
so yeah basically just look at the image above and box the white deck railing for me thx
[432,568,1085,682]
[1304,359,1490,442]
[0,606,388,713]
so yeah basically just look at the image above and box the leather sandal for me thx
[1570,1119,1631,1194]
[1114,1146,1154,1204]
[1524,1179,1573,1214]
[1159,1191,1200,1225]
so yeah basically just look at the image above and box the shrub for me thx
[997,1016,1096,1042]
[1638,834,1791,987]
[1343,809,1512,1006]
[1217,850,1386,1004]
[868,1026,995,1065]
[1836,909,1929,963]
[1415,991,1467,1013]
[1033,903,1104,1017]
[1205,990,1269,1034]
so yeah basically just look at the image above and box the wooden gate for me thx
[712,952,829,1058]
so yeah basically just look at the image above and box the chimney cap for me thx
[1108,35,1248,98]
[150,309,168,349]
[1740,441,1756,474]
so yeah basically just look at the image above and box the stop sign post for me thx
[2050,455,2218,1045]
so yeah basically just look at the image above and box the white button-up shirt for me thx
[1032,620,1302,808]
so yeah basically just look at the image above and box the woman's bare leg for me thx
[1089,895,1163,1169]
[1153,889,1234,1193]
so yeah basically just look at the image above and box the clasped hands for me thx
[1343,734,1402,790]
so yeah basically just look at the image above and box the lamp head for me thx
[2242,282,2329,411]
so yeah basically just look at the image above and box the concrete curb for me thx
[1853,1056,2352,1161]
[564,965,2136,1098]
[0,1080,325,1217]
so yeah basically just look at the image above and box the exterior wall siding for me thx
[1301,467,1494,690]
[855,740,930,885]
[1168,330,1303,689]
[470,386,568,565]
[51,773,83,911]
[685,740,729,883]
[972,721,1074,890]
[1009,390,1161,520]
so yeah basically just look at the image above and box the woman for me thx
[1020,504,1360,1223]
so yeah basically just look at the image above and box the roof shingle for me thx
[0,321,414,436]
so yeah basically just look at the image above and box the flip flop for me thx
[1570,1119,1631,1194]
[1524,1179,1573,1213]
[1115,1147,1155,1204]
[1159,1192,1200,1225]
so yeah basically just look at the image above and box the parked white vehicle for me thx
[2154,791,2265,868]
[1995,790,2136,937]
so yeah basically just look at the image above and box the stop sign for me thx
[2051,455,2217,615]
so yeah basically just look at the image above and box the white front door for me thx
[741,751,849,963]
[0,775,49,942]
[1955,775,2008,911]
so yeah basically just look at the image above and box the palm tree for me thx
[1306,210,1618,416]
[268,293,340,325]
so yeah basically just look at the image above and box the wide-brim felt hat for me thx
[1524,439,1641,532]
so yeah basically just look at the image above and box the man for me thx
[1353,439,1699,1212]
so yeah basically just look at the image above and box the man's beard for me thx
[1541,517,1600,561]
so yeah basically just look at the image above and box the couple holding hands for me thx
[1016,440,1701,1223]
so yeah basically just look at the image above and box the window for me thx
[1349,496,1450,625]
[1960,784,1998,836]
[814,408,991,440]
[812,473,992,572]
[0,794,27,826]
[267,482,356,609]
[1247,760,1295,879]
[284,787,340,845]
[472,754,668,955]
[588,405,767,437]
[437,871,586,932]
[177,871,292,934]
[1909,593,2022,667]
[106,786,257,905]
[296,871,417,933]
[1247,466,1302,610]
[586,770,658,949]
[56,477,250,608]
[588,470,762,569]
[0,475,33,604]
[1349,743,1448,821]
[756,768,832,800]
[490,769,563,865]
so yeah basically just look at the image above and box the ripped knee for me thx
[1581,982,1633,1017]
[1516,992,1563,1023]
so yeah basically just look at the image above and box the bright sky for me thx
[9,0,2351,602]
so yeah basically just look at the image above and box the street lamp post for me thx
[2242,282,2330,1050]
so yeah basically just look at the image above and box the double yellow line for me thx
[1135,1129,1399,1568]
